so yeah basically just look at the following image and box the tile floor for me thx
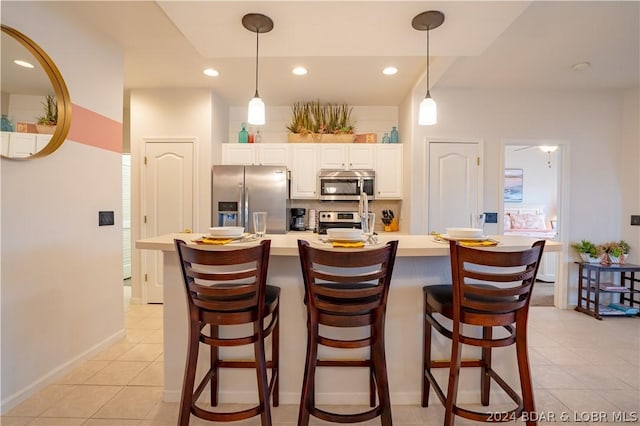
[2,288,638,425]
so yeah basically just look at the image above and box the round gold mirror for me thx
[1,25,71,159]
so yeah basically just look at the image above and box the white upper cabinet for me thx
[375,144,403,199]
[319,143,375,170]
[290,144,318,199]
[256,144,289,166]
[221,143,290,167]
[221,144,255,165]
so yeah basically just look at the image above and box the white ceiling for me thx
[16,1,640,106]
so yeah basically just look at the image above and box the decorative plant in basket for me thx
[36,94,57,134]
[571,240,604,263]
[600,240,630,264]
[286,100,355,142]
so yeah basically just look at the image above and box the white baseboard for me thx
[0,329,126,414]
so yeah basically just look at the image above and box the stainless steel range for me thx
[317,211,362,234]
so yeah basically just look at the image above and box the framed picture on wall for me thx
[504,168,523,202]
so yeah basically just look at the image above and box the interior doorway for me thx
[502,139,569,307]
[123,154,131,281]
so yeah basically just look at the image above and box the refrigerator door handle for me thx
[237,184,244,228]
[245,187,250,231]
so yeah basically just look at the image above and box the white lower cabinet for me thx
[290,144,318,199]
[375,144,403,199]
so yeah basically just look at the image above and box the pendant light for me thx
[412,11,445,126]
[242,13,273,125]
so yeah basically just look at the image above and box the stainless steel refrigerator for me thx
[212,165,289,234]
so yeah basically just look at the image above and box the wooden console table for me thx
[575,262,640,320]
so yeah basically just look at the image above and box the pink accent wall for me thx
[67,103,122,153]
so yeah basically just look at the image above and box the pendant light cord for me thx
[426,27,431,98]
[254,28,260,98]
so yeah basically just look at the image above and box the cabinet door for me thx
[1,132,9,157]
[348,144,375,169]
[375,145,403,199]
[222,144,255,165]
[319,144,347,169]
[36,134,53,153]
[8,133,37,158]
[257,143,290,166]
[291,145,318,199]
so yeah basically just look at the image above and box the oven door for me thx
[319,177,375,201]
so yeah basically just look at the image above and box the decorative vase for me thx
[579,253,603,264]
[390,126,399,143]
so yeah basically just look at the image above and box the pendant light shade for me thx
[412,11,444,126]
[243,13,273,125]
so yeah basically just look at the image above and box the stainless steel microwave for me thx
[318,170,375,201]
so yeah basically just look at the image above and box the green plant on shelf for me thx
[571,240,602,256]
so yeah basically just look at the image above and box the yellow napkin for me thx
[332,241,365,248]
[459,240,498,247]
[196,237,234,245]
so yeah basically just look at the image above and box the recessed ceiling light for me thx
[571,62,591,72]
[382,66,398,75]
[292,66,308,76]
[14,59,34,68]
[203,68,219,77]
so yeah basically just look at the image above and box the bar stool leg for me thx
[179,318,200,426]
[481,326,492,406]
[372,319,392,426]
[210,324,219,407]
[298,321,318,426]
[272,306,280,407]
[444,330,462,426]
[421,297,432,407]
[253,323,272,426]
[516,311,536,426]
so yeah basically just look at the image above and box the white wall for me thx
[129,88,227,303]
[405,86,634,305]
[1,2,124,412]
[620,88,640,263]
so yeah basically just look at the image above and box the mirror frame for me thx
[1,24,71,160]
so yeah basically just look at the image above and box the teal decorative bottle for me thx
[390,126,399,143]
[238,122,248,143]
[382,132,390,144]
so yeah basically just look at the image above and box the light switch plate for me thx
[631,215,640,226]
[99,211,115,226]
[484,212,498,224]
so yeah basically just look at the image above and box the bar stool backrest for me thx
[175,239,271,315]
[449,239,545,318]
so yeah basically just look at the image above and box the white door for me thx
[427,141,482,234]
[142,140,195,303]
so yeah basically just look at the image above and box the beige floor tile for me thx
[92,386,163,419]
[140,329,164,344]
[57,360,111,384]
[29,417,86,425]
[91,342,137,361]
[600,389,640,412]
[270,404,299,423]
[123,328,152,344]
[531,364,588,389]
[5,384,76,417]
[40,385,122,418]
[83,419,140,425]
[117,344,163,362]
[129,361,164,386]
[0,417,34,425]
[84,361,149,386]
[547,389,623,415]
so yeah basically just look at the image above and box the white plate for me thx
[208,226,245,238]
[439,234,489,241]
[445,227,484,238]
[204,233,248,240]
[327,235,368,243]
[326,228,363,241]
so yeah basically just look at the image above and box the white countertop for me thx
[136,231,562,256]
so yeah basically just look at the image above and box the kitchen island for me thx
[136,233,563,405]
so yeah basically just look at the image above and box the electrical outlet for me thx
[99,211,115,226]
[631,215,640,226]
[484,212,498,224]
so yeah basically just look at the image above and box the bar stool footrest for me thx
[310,405,382,423]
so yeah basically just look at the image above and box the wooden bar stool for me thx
[297,239,399,426]
[174,239,279,426]
[422,240,545,426]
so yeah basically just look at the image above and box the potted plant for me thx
[600,240,630,264]
[36,94,57,134]
[572,240,604,263]
[287,100,355,142]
